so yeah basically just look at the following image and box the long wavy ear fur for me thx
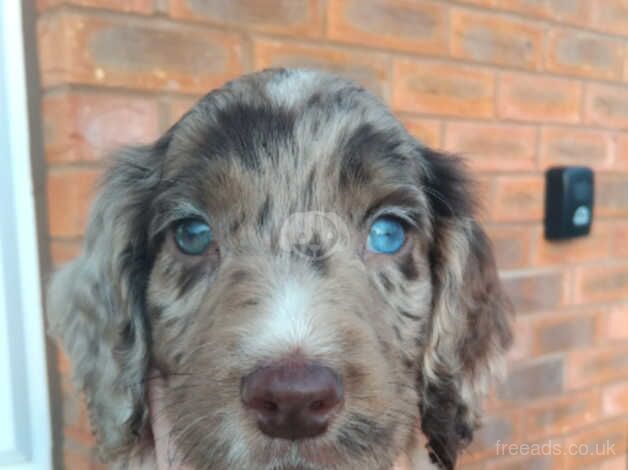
[418,148,514,469]
[47,133,171,460]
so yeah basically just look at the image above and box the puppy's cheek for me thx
[146,289,211,372]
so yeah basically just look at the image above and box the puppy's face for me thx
[48,69,512,470]
[147,74,432,470]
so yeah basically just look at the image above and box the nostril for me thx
[309,400,325,412]
[308,398,338,415]
[262,400,278,413]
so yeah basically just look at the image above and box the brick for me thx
[532,223,612,266]
[575,262,628,304]
[63,444,105,470]
[59,383,82,440]
[392,59,495,118]
[37,0,153,13]
[587,456,628,470]
[464,412,520,458]
[399,116,441,148]
[596,175,628,217]
[599,305,628,342]
[481,454,560,470]
[170,0,323,37]
[566,346,628,389]
[562,419,627,469]
[43,92,160,163]
[65,413,97,450]
[585,83,628,130]
[47,168,101,238]
[485,225,532,270]
[475,176,495,222]
[592,0,628,37]
[498,72,582,123]
[496,0,593,26]
[38,12,243,93]
[611,220,628,258]
[523,391,600,440]
[327,0,448,55]
[540,126,614,170]
[602,381,628,417]
[456,0,497,6]
[253,39,391,98]
[501,270,567,313]
[444,121,537,172]
[53,352,71,392]
[506,316,533,363]
[531,312,597,355]
[60,377,95,443]
[34,0,628,462]
[497,356,564,402]
[459,0,499,7]
[546,28,624,80]
[50,239,82,268]
[451,9,544,70]
[458,461,485,470]
[492,176,544,222]
[616,134,628,171]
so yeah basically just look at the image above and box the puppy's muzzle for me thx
[241,362,344,440]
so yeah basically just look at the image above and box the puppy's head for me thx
[48,69,512,470]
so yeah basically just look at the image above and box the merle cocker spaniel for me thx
[48,69,513,470]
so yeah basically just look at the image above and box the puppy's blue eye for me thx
[174,220,213,255]
[367,217,406,254]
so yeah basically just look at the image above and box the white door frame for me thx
[0,1,52,469]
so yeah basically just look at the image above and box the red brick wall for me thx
[35,1,628,468]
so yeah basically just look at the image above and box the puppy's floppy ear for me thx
[47,131,171,459]
[418,148,513,469]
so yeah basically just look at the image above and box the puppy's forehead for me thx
[163,69,424,213]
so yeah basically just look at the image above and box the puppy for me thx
[48,68,513,470]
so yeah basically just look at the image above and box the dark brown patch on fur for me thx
[393,325,402,342]
[309,256,329,276]
[345,363,366,388]
[337,413,393,458]
[419,150,513,470]
[256,195,272,229]
[237,298,259,308]
[421,148,475,220]
[420,371,472,470]
[363,188,423,228]
[230,269,250,284]
[229,213,245,235]
[398,309,421,322]
[196,101,296,170]
[397,253,419,281]
[376,334,391,357]
[303,167,316,208]
[378,272,394,292]
[340,123,405,187]
[458,224,513,372]
[176,259,211,299]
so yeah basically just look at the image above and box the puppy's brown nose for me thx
[241,363,343,440]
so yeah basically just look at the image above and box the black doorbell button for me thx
[544,166,594,240]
